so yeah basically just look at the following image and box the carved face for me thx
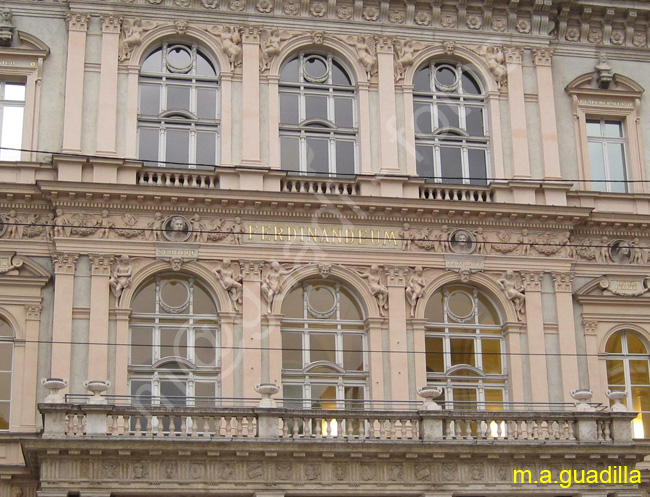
[170,257,183,271]
[172,217,185,231]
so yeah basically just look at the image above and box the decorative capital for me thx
[583,320,598,334]
[241,25,260,43]
[24,304,42,320]
[532,47,553,66]
[52,253,79,275]
[89,254,115,276]
[551,272,574,293]
[503,46,524,64]
[101,14,122,34]
[240,260,262,280]
[374,35,394,54]
[67,12,90,32]
[385,266,406,286]
[521,271,543,292]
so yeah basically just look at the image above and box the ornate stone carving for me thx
[492,231,517,254]
[147,212,164,241]
[599,276,650,297]
[517,229,532,256]
[114,213,142,239]
[89,254,114,276]
[552,272,574,293]
[344,36,377,77]
[336,5,352,19]
[207,25,243,69]
[357,265,388,316]
[260,29,293,71]
[261,261,297,313]
[215,259,243,311]
[318,263,331,279]
[532,231,563,257]
[472,45,507,86]
[304,463,321,480]
[388,11,404,24]
[414,11,431,26]
[24,304,42,320]
[3,209,18,239]
[406,266,425,317]
[310,2,326,17]
[583,320,598,334]
[101,14,122,34]
[609,239,633,264]
[109,255,133,299]
[521,271,543,292]
[498,270,525,320]
[398,222,417,251]
[503,46,524,64]
[532,47,553,66]
[473,228,490,255]
[52,253,79,274]
[0,9,16,47]
[394,40,423,81]
[162,215,191,242]
[363,6,379,21]
[0,252,23,274]
[119,19,156,62]
[467,15,482,30]
[68,12,90,31]
[449,229,476,255]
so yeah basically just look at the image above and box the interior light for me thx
[633,413,644,438]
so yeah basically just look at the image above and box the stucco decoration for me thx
[109,255,133,299]
[215,259,243,311]
[394,39,424,81]
[0,10,16,47]
[449,229,476,255]
[414,225,450,252]
[162,215,192,242]
[230,217,245,244]
[206,25,242,69]
[531,231,567,257]
[609,239,634,264]
[498,270,525,321]
[344,35,377,78]
[259,29,294,72]
[53,208,71,238]
[261,261,298,313]
[599,276,650,297]
[357,264,388,316]
[114,213,142,239]
[0,252,23,275]
[406,266,425,317]
[398,222,417,251]
[147,212,164,241]
[2,209,18,239]
[473,228,489,255]
[119,19,157,62]
[470,45,507,86]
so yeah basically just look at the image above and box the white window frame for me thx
[585,117,629,193]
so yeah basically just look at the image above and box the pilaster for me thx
[376,37,399,174]
[114,308,131,396]
[551,272,579,403]
[88,254,114,384]
[366,316,385,401]
[96,15,122,156]
[265,313,283,387]
[62,13,89,153]
[583,319,605,405]
[51,253,79,385]
[241,260,263,398]
[219,311,237,400]
[241,27,261,166]
[386,266,409,401]
[504,46,531,179]
[410,318,427,395]
[521,270,548,404]
[19,303,42,430]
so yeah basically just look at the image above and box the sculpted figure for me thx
[393,40,423,80]
[346,36,377,76]
[109,255,133,299]
[54,208,71,238]
[498,270,525,320]
[215,259,243,311]
[406,266,425,317]
[598,236,610,263]
[260,29,292,71]
[209,25,242,69]
[518,229,531,256]
[5,209,18,239]
[99,210,114,239]
[438,225,450,253]
[164,215,190,242]
[190,214,205,243]
[398,222,417,251]
[631,238,644,265]
[230,217,245,245]
[119,19,156,62]
[473,227,489,255]
[147,212,164,241]
[44,212,55,241]
[261,261,296,313]
[359,264,388,316]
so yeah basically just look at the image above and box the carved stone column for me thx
[366,316,385,401]
[51,253,79,386]
[96,15,121,156]
[504,47,531,182]
[219,311,237,400]
[62,13,89,153]
[20,303,42,430]
[241,260,263,399]
[552,272,579,403]
[521,271,549,404]
[241,27,261,166]
[386,266,409,401]
[410,318,427,394]
[88,254,114,386]
[503,323,525,404]
[376,37,400,174]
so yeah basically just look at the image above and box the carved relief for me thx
[492,231,517,254]
[357,264,388,316]
[394,40,423,81]
[498,270,525,320]
[406,266,425,317]
[246,462,263,479]
[344,35,377,77]
[52,252,79,274]
[53,209,71,238]
[119,19,156,62]
[260,29,293,71]
[531,231,563,256]
[162,215,191,242]
[206,25,243,69]
[609,239,633,264]
[215,259,243,311]
[304,464,321,480]
[0,252,23,274]
[261,261,297,313]
[275,462,292,480]
[114,213,143,239]
[102,461,120,479]
[398,222,417,251]
[109,255,133,299]
[449,229,476,255]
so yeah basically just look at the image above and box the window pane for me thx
[280,93,300,124]
[167,85,191,112]
[0,343,11,367]
[413,67,430,92]
[311,384,337,409]
[482,339,502,374]
[343,335,363,371]
[131,328,152,365]
[196,53,217,77]
[280,136,300,172]
[606,333,622,353]
[448,291,473,318]
[141,48,162,73]
[280,58,299,82]
[627,333,647,354]
[197,88,217,119]
[130,380,152,404]
[305,137,329,174]
[195,382,216,406]
[461,73,480,95]
[167,46,192,72]
[195,328,216,367]
[435,66,457,89]
[586,120,601,137]
[166,129,190,165]
[138,128,159,166]
[0,319,10,338]
[334,98,354,128]
[4,83,25,101]
[282,332,302,369]
[607,142,627,193]
[340,288,362,320]
[140,84,160,116]
[630,360,650,384]
[283,384,303,409]
[0,402,9,429]
[332,61,352,86]
[607,359,625,385]
[310,333,335,363]
[416,145,434,179]
[604,121,623,138]
[425,337,444,372]
[437,102,460,129]
[465,107,484,136]
[414,102,432,134]
[344,386,364,409]
[485,389,504,410]
[305,95,328,121]
[450,338,475,366]
[336,140,355,176]
[468,149,487,185]
[632,387,650,412]
[588,141,606,192]
[160,380,186,406]
[453,388,477,409]
[440,146,463,184]
[0,106,23,161]
[196,131,217,166]
[161,328,188,359]
[0,371,9,400]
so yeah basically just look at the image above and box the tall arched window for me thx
[129,275,220,407]
[281,280,366,409]
[279,53,357,176]
[138,42,220,168]
[413,61,488,185]
[424,285,505,409]
[606,331,650,438]
[0,316,13,429]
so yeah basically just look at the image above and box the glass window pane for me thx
[336,140,355,176]
[453,388,477,409]
[305,137,329,174]
[332,61,352,86]
[461,72,480,95]
[0,372,9,400]
[0,106,23,161]
[311,384,337,409]
[468,149,487,185]
[416,145,434,180]
[632,387,650,412]
[437,102,460,129]
[343,335,363,371]
[477,295,499,325]
[141,48,162,73]
[140,84,160,116]
[131,328,152,365]
[413,67,430,92]
[161,328,188,359]
[627,333,647,354]
[588,141,606,192]
[195,382,216,406]
[160,380,186,406]
[130,380,152,405]
[4,83,25,101]
[161,280,189,309]
[0,402,9,429]
[482,339,502,374]
[450,338,475,366]
[340,288,362,320]
[167,46,192,72]
[197,88,217,119]
[334,98,354,128]
[282,287,303,318]
[283,384,303,409]
[310,333,335,363]
[165,129,190,165]
[435,66,457,89]
[195,328,216,367]
[281,58,299,82]
[485,389,504,410]
[344,386,364,409]
[607,359,625,385]
[0,319,11,338]
[586,120,601,137]
[167,85,191,112]
[604,121,623,138]
[282,332,302,369]
[196,131,217,166]
[280,93,300,124]
[193,284,217,315]
[414,102,432,134]
[196,53,217,76]
[465,107,484,136]
[607,142,627,193]
[305,95,328,121]
[425,337,444,372]
[0,343,11,369]
[448,291,473,319]
[138,128,159,166]
[440,146,463,184]
[280,136,300,172]
[630,360,650,385]
[425,292,444,322]
[606,333,623,353]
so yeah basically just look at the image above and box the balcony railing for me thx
[136,169,220,188]
[419,184,494,202]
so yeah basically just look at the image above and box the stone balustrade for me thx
[39,403,635,444]
[136,169,220,188]
[419,184,494,202]
[280,177,360,195]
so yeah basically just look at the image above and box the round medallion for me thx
[609,239,633,264]
[447,290,475,323]
[162,215,191,242]
[307,285,337,319]
[434,64,460,92]
[160,280,190,313]
[166,45,193,74]
[449,229,476,254]
[303,55,329,83]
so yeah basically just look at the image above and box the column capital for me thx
[374,35,394,54]
[24,303,42,320]
[503,46,524,64]
[89,254,114,276]
[583,319,598,335]
[521,271,543,292]
[241,25,260,43]
[552,271,574,292]
[67,12,89,31]
[240,260,263,280]
[52,252,79,275]
[100,14,122,34]
[532,47,553,66]
[385,266,407,286]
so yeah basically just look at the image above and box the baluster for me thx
[134,416,142,436]
[346,418,354,438]
[603,421,611,441]
[325,419,332,438]
[389,419,397,439]
[531,420,539,439]
[63,414,70,435]
[540,420,549,439]
[464,420,473,439]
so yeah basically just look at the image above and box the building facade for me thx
[1,0,650,495]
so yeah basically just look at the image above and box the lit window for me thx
[424,286,505,409]
[413,62,489,185]
[0,81,25,161]
[138,43,220,168]
[586,119,627,193]
[606,331,650,438]
[281,281,366,409]
[0,316,13,430]
[279,54,357,176]
[129,275,220,408]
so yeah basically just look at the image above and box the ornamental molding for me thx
[52,253,79,275]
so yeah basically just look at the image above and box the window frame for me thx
[585,117,628,193]
[0,315,13,431]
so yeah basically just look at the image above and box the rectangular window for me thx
[586,118,628,193]
[0,81,25,161]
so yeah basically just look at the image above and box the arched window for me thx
[281,281,366,409]
[424,285,505,409]
[0,316,13,429]
[413,61,488,185]
[279,53,357,176]
[606,331,650,438]
[138,42,220,168]
[129,275,219,407]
